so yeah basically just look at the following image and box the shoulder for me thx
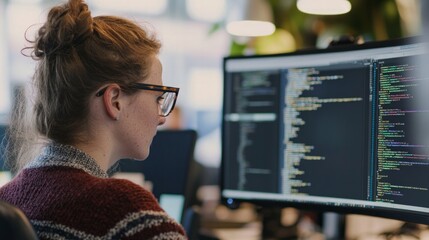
[92,177,160,209]
[88,178,187,239]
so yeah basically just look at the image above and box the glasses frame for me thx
[95,83,180,117]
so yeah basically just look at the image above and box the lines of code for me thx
[223,70,281,193]
[375,57,429,208]
[281,64,370,200]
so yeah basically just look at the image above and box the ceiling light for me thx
[226,0,275,37]
[297,0,352,15]
[186,0,226,22]
[91,0,167,15]
[226,21,275,37]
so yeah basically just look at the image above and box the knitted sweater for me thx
[0,143,187,240]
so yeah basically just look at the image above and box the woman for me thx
[0,0,186,239]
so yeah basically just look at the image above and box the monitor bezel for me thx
[220,36,429,224]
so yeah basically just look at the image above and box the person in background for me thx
[0,0,186,239]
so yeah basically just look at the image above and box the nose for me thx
[158,116,166,126]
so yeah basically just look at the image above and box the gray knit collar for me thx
[25,142,109,178]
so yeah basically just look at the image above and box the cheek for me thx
[132,105,160,140]
[137,105,159,127]
[127,97,160,140]
[122,113,154,159]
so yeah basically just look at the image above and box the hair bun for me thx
[34,0,93,57]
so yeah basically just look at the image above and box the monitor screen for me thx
[221,37,429,224]
[0,124,12,187]
[0,124,9,171]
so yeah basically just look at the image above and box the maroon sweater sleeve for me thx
[92,178,187,239]
[0,167,188,240]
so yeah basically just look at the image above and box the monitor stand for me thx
[322,212,345,240]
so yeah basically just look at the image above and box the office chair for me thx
[0,200,38,240]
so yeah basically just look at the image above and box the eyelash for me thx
[157,95,165,103]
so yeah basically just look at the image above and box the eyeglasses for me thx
[95,83,179,117]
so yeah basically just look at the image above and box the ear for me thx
[102,84,122,121]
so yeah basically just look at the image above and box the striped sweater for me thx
[0,143,187,240]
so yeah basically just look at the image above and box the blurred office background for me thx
[0,0,424,239]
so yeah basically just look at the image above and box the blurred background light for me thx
[90,0,168,15]
[297,0,352,15]
[8,0,42,3]
[6,2,43,84]
[187,68,222,110]
[0,0,10,114]
[186,0,226,22]
[226,20,275,37]
[226,0,275,37]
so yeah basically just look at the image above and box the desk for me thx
[198,202,429,240]
[211,222,261,240]
[198,201,324,240]
[195,186,429,240]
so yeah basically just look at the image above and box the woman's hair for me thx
[5,0,161,173]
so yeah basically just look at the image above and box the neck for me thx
[73,137,119,173]
[81,93,124,172]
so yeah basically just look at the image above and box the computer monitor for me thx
[118,129,197,224]
[221,37,429,224]
[0,124,12,187]
[0,124,7,171]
